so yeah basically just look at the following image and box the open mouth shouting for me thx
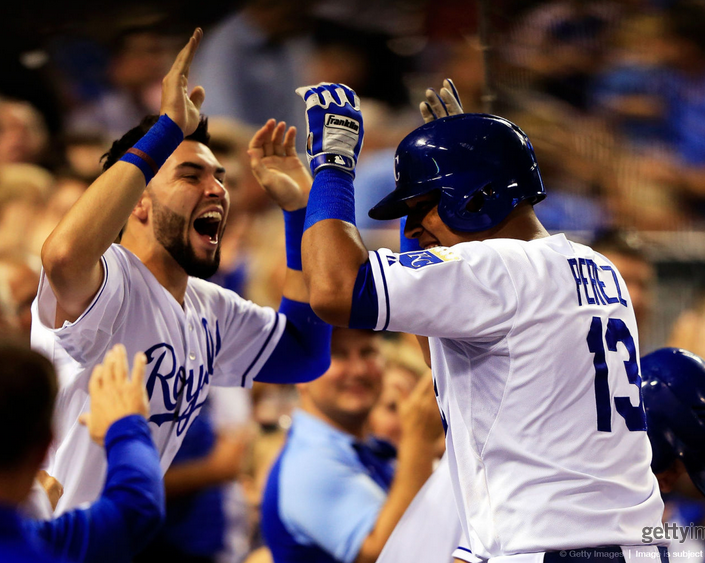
[193,208,223,245]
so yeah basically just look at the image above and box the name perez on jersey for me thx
[567,257,628,308]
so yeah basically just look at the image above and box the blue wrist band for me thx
[304,168,356,231]
[283,207,306,270]
[119,114,184,185]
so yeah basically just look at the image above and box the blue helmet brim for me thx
[368,188,426,221]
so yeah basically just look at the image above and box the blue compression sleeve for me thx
[304,168,356,230]
[283,207,306,271]
[255,298,332,383]
[29,415,164,563]
[349,261,379,330]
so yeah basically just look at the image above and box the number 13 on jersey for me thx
[586,316,647,432]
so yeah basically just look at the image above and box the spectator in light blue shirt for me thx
[261,327,443,563]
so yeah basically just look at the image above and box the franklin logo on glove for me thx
[295,82,364,178]
[325,114,360,133]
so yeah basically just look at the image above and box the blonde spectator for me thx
[0,97,50,167]
[370,336,429,448]
[668,289,705,360]
[0,163,53,256]
[368,363,418,449]
[259,327,443,563]
[0,251,40,342]
[0,162,53,205]
[28,173,87,259]
[63,132,110,183]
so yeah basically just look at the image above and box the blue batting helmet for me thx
[367,114,546,232]
[641,347,705,495]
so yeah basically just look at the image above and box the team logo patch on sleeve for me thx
[398,248,461,269]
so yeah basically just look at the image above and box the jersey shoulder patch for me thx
[398,248,461,270]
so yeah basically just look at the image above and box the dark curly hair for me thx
[101,115,211,172]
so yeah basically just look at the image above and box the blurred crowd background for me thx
[1,0,705,561]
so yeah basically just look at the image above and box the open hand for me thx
[399,374,445,447]
[248,119,312,211]
[79,344,149,446]
[35,470,63,511]
[160,28,205,137]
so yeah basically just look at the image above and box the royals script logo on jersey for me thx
[145,317,221,436]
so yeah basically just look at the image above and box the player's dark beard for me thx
[152,197,221,279]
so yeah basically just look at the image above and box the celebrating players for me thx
[31,29,331,514]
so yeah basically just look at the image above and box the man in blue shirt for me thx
[0,342,164,563]
[261,327,443,563]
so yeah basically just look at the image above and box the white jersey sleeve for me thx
[32,247,129,383]
[368,246,517,339]
[187,279,285,388]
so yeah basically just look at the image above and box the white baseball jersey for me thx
[367,234,665,558]
[31,244,284,514]
[377,453,473,563]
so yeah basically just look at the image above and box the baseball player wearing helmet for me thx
[31,30,331,514]
[250,80,669,561]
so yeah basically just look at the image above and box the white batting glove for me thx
[420,78,464,123]
[295,82,364,177]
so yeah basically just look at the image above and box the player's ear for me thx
[132,191,151,223]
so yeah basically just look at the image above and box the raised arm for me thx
[40,29,205,325]
[296,80,463,329]
[247,119,331,383]
[355,375,444,563]
[293,84,369,327]
[248,118,313,305]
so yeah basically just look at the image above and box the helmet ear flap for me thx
[465,184,494,214]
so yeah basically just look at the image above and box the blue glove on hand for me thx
[295,83,364,178]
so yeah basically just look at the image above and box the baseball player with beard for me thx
[251,79,669,562]
[31,29,330,514]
